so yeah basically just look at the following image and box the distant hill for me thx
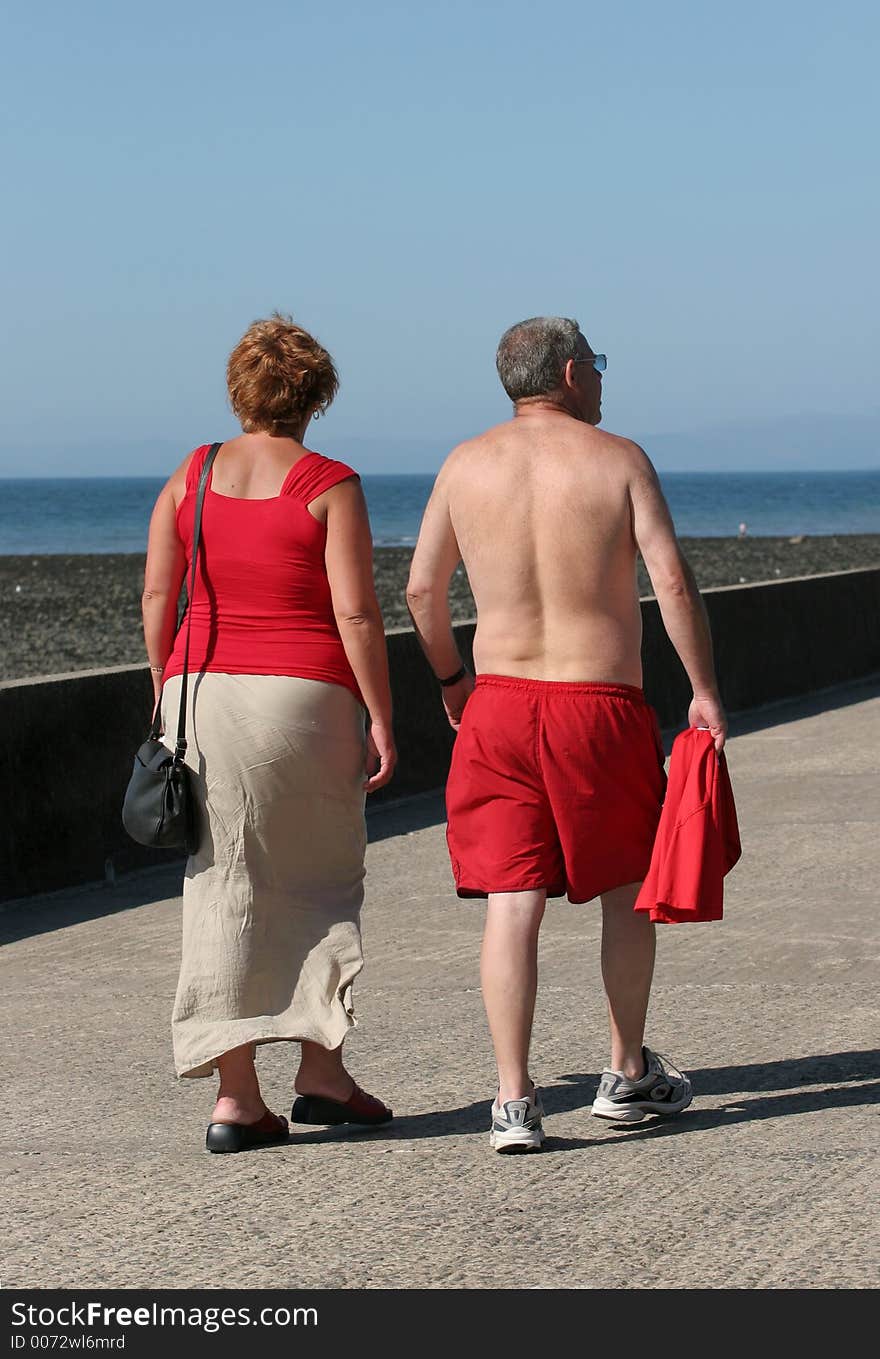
[640,412,880,473]
[333,412,880,474]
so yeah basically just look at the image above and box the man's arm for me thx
[629,447,727,751]
[406,463,474,729]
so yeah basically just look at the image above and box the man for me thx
[406,316,727,1152]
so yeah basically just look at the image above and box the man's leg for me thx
[600,881,655,1079]
[481,889,547,1103]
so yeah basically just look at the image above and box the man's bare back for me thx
[443,410,647,685]
[407,317,725,751]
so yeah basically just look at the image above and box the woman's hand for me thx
[364,719,397,792]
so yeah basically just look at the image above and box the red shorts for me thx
[446,675,666,904]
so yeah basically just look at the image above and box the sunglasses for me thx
[573,353,607,373]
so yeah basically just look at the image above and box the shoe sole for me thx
[489,1129,545,1153]
[591,1089,693,1123]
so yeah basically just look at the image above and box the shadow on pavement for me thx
[0,792,449,946]
[557,1048,880,1096]
[0,862,185,945]
[724,676,879,740]
[366,790,446,843]
[273,1048,880,1153]
[540,1080,880,1155]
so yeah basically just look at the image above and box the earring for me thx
[312,409,321,421]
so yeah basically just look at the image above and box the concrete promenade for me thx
[2,681,878,1290]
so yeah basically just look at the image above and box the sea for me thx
[0,470,878,554]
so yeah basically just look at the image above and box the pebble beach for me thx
[1,535,878,682]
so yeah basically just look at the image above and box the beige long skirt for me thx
[161,673,367,1079]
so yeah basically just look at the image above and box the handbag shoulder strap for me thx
[151,442,221,758]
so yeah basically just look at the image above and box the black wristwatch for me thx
[438,664,468,688]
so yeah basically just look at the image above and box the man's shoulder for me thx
[438,423,512,475]
[592,428,656,477]
[593,426,647,458]
[457,419,515,453]
[439,421,654,479]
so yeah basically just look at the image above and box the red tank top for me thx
[163,444,362,703]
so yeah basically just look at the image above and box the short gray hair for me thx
[495,316,582,402]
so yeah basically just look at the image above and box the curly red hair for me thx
[226,313,338,434]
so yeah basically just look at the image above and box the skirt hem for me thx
[176,1011,359,1080]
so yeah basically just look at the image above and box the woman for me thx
[142,314,396,1152]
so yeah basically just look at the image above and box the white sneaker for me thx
[489,1087,546,1153]
[591,1047,693,1123]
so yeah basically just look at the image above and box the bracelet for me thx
[150,664,164,673]
[438,664,467,688]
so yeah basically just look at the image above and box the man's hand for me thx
[364,719,397,792]
[442,673,475,731]
[688,692,728,754]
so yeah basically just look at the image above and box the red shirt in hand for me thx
[635,726,741,924]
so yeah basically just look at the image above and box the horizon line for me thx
[0,464,878,481]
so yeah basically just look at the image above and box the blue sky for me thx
[1,1,878,474]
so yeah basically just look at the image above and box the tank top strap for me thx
[183,443,215,495]
[281,451,359,503]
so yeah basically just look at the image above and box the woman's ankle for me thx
[211,1093,267,1124]
[296,1041,349,1091]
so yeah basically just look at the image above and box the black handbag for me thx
[121,443,220,853]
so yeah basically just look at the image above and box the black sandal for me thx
[205,1109,289,1153]
[291,1084,393,1127]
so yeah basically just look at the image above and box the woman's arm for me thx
[142,458,191,709]
[320,477,396,791]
